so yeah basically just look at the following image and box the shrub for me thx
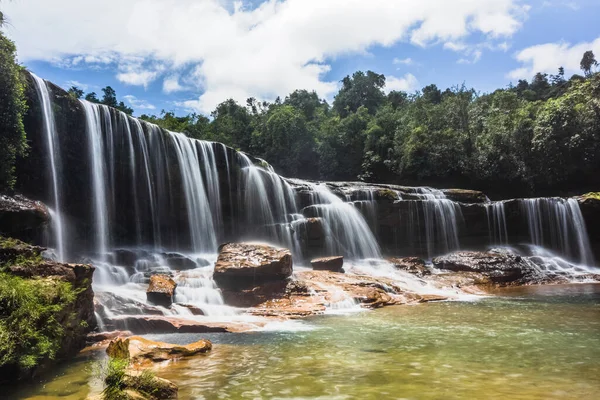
[0,273,77,372]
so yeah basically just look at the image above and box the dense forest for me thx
[69,55,600,198]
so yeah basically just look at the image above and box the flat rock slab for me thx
[108,315,255,334]
[213,242,293,289]
[311,256,344,272]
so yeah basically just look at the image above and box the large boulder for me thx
[107,336,212,365]
[0,195,49,242]
[311,256,344,272]
[213,243,293,289]
[146,275,177,307]
[432,250,526,283]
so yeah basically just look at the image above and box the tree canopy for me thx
[135,55,600,197]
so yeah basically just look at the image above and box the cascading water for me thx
[486,201,508,245]
[170,132,218,253]
[521,198,595,266]
[304,183,381,259]
[237,153,302,256]
[408,188,463,259]
[28,74,600,334]
[80,101,111,260]
[31,74,67,261]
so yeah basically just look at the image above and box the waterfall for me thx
[486,201,508,245]
[522,198,595,266]
[306,183,381,259]
[412,188,462,259]
[80,101,111,259]
[31,74,67,261]
[237,153,301,255]
[169,132,218,253]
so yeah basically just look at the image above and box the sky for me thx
[2,0,599,117]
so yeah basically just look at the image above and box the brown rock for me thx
[106,337,130,360]
[114,336,211,365]
[213,242,293,289]
[388,257,430,277]
[311,256,344,272]
[147,275,177,307]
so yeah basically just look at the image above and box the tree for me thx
[0,30,28,191]
[580,50,598,76]
[333,71,386,117]
[85,92,99,102]
[101,86,118,108]
[254,105,315,177]
[210,99,253,150]
[67,86,84,99]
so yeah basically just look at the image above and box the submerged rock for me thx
[311,256,344,272]
[146,275,177,307]
[213,242,293,289]
[388,257,430,277]
[433,251,526,283]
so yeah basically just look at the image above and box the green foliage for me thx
[0,31,28,191]
[83,86,133,115]
[0,273,77,372]
[102,357,129,400]
[580,50,598,76]
[582,192,600,200]
[67,86,84,99]
[333,71,386,117]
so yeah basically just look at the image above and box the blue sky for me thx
[2,0,599,117]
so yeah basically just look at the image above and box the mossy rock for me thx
[582,192,600,200]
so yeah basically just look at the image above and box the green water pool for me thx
[9,284,600,400]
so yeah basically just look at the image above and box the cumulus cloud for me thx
[385,73,419,93]
[163,75,186,93]
[2,0,528,113]
[508,37,600,80]
[123,95,156,110]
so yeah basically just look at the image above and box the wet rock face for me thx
[388,257,430,277]
[146,275,177,307]
[432,251,526,283]
[213,242,293,289]
[0,195,49,242]
[311,256,344,272]
[441,189,488,204]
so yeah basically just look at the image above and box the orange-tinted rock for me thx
[146,275,177,307]
[311,256,344,272]
[213,243,293,289]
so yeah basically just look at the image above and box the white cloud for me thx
[64,80,89,91]
[163,75,185,94]
[508,37,600,80]
[2,0,528,113]
[123,95,156,110]
[385,73,419,93]
[393,57,414,65]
